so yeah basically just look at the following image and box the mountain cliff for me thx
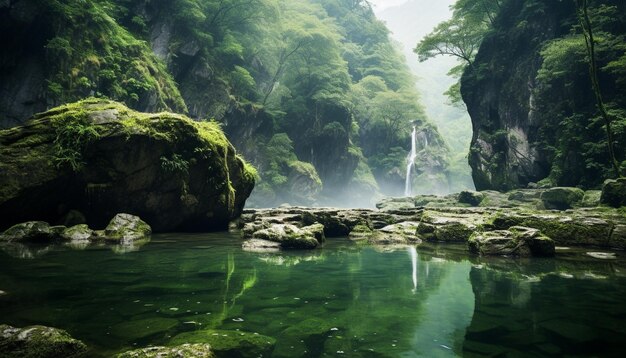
[461,0,626,190]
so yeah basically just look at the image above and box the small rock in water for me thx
[586,252,616,260]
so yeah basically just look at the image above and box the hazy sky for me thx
[369,0,409,11]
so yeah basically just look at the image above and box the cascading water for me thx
[404,126,417,197]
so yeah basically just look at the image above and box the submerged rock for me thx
[169,330,275,358]
[540,187,584,210]
[0,99,255,232]
[0,324,87,358]
[104,214,152,243]
[468,226,555,257]
[116,344,215,358]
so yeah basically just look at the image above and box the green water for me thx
[0,234,625,357]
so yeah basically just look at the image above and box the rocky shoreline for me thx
[238,185,626,257]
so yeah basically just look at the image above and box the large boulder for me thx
[0,99,255,232]
[468,226,555,257]
[490,211,614,247]
[0,324,87,358]
[104,213,151,242]
[540,187,584,210]
[117,344,215,358]
[248,223,324,249]
[0,221,52,242]
[600,178,626,208]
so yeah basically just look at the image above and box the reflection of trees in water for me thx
[463,259,626,357]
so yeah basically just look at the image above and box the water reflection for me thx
[0,236,625,357]
[408,246,418,292]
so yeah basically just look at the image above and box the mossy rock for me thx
[251,223,321,249]
[348,224,373,241]
[168,330,275,358]
[116,344,215,358]
[600,178,626,208]
[61,224,94,241]
[104,213,152,242]
[468,226,554,257]
[0,99,255,232]
[490,212,612,247]
[581,190,602,207]
[540,187,584,210]
[0,324,87,358]
[458,190,485,206]
[0,221,52,242]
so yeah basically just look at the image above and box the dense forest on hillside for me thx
[0,0,451,207]
[417,0,626,190]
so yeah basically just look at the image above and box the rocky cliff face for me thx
[461,0,575,191]
[0,99,255,232]
[461,0,626,190]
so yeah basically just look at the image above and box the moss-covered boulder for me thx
[61,224,94,241]
[0,221,52,242]
[490,211,613,247]
[104,214,151,242]
[540,187,585,210]
[116,344,214,358]
[347,224,373,241]
[168,330,275,358]
[0,324,87,358]
[600,178,626,207]
[0,99,255,232]
[458,190,485,206]
[250,223,322,249]
[468,226,555,257]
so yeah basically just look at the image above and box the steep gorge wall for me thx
[461,0,575,191]
[462,0,626,191]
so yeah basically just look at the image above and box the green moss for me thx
[169,329,276,358]
[40,1,187,113]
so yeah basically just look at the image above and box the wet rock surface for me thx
[0,324,87,358]
[0,214,151,256]
[240,189,626,252]
[116,344,215,358]
[468,226,555,257]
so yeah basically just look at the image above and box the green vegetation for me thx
[2,0,451,205]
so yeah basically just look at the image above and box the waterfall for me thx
[404,126,417,197]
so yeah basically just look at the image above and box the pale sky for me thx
[369,0,409,11]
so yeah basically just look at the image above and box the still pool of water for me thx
[0,233,625,357]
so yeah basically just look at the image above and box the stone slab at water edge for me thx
[0,98,255,232]
[238,188,626,254]
[0,214,152,255]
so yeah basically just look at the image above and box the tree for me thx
[574,0,621,177]
[414,0,501,105]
